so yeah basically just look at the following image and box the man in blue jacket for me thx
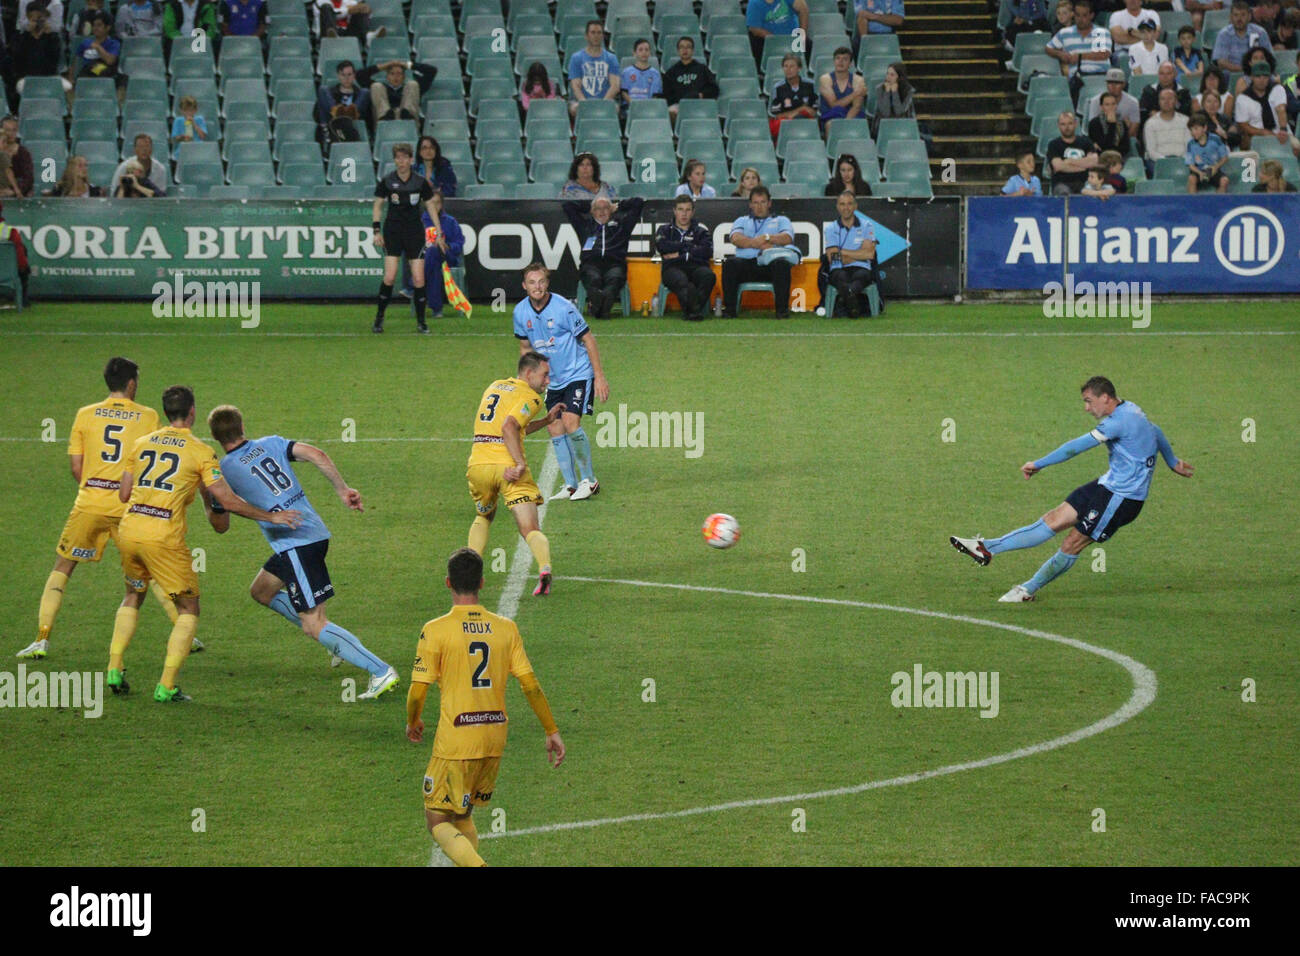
[561,195,645,319]
[654,196,715,321]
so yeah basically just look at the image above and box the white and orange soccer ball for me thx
[702,513,741,549]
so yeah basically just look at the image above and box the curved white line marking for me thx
[480,575,1158,841]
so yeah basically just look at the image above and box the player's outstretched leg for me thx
[302,610,397,700]
[1001,531,1088,602]
[983,518,1056,556]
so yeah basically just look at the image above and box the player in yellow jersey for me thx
[466,351,566,597]
[107,385,302,703]
[20,357,193,660]
[406,548,565,867]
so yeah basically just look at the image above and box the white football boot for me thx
[997,584,1035,603]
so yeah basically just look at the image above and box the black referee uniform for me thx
[374,168,435,331]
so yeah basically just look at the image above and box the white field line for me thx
[3,329,1297,339]
[477,575,1158,842]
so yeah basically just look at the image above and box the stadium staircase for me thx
[905,0,1033,195]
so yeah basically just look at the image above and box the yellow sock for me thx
[453,814,479,849]
[159,614,198,689]
[468,516,491,554]
[108,605,140,672]
[38,570,69,643]
[525,530,551,573]
[150,581,179,624]
[433,821,486,867]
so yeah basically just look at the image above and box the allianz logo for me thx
[1004,206,1286,275]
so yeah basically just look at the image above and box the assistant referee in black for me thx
[372,143,440,333]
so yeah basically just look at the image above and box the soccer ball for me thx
[702,513,741,549]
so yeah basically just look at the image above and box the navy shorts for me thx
[264,539,334,612]
[1066,480,1144,542]
[546,378,594,417]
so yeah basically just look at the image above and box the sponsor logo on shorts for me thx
[453,710,507,726]
[423,775,434,795]
[461,794,472,808]
[125,577,146,590]
[505,493,537,507]
[70,547,97,559]
[84,478,121,490]
[473,790,493,803]
[128,504,174,520]
[475,501,495,515]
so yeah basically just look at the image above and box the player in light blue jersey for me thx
[950,376,1194,602]
[512,262,610,502]
[206,405,399,699]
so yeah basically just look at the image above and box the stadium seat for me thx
[26,140,68,179]
[678,143,727,177]
[120,121,170,159]
[574,118,622,146]
[478,161,529,186]
[1010,31,1050,74]
[1153,156,1190,181]
[523,98,568,130]
[70,116,118,146]
[674,99,721,129]
[221,57,267,82]
[1018,54,1060,93]
[468,78,517,116]
[228,163,277,187]
[121,36,163,69]
[270,77,316,103]
[711,56,758,81]
[1025,75,1072,116]
[276,141,324,169]
[18,115,64,143]
[629,146,678,185]
[464,183,508,199]
[531,160,573,185]
[375,119,421,151]
[318,37,363,77]
[834,138,880,180]
[436,139,474,168]
[825,119,873,160]
[728,156,778,185]
[170,57,217,87]
[525,135,573,162]
[784,159,829,189]
[179,160,224,190]
[775,119,822,161]
[1133,178,1181,194]
[328,142,374,183]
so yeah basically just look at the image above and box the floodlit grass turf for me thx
[0,302,1296,866]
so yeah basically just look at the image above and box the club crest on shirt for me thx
[390,193,399,203]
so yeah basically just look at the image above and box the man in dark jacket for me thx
[654,196,715,321]
[562,195,645,319]
[663,36,719,120]
[12,2,68,98]
[316,59,371,144]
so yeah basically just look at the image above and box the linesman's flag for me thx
[442,262,472,318]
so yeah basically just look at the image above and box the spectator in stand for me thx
[1088,90,1133,154]
[71,0,107,39]
[75,12,120,79]
[663,37,719,121]
[732,167,764,197]
[561,195,646,319]
[568,20,621,119]
[1276,9,1299,51]
[0,201,31,304]
[1252,157,1298,190]
[1144,87,1192,173]
[1173,26,1204,78]
[17,0,64,29]
[621,38,663,107]
[1046,0,1113,102]
[871,62,917,139]
[854,0,906,48]
[1233,46,1276,97]
[1139,61,1192,126]
[1195,66,1234,117]
[823,190,879,318]
[43,155,105,197]
[1004,0,1050,52]
[0,116,34,198]
[316,60,369,144]
[114,159,165,197]
[560,152,617,201]
[1099,149,1128,192]
[1046,110,1099,194]
[110,133,168,195]
[675,159,716,199]
[163,0,220,57]
[1052,0,1074,31]
[414,136,455,198]
[1234,59,1300,156]
[222,0,266,38]
[819,47,868,126]
[721,186,798,318]
[654,195,715,322]
[1127,18,1169,76]
[825,153,873,196]
[12,2,71,97]
[362,60,436,122]
[116,0,164,38]
[1252,0,1283,39]
[1197,89,1239,149]
[169,94,210,161]
[1107,0,1153,47]
[315,0,383,47]
[748,0,810,64]
[1184,111,1230,191]
[1212,1,1273,74]
[1080,166,1116,197]
[417,191,464,317]
[1085,68,1140,139]
[1002,151,1043,195]
[769,54,818,138]
[1184,0,1224,35]
[521,61,563,111]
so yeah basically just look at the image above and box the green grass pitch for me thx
[0,302,1296,866]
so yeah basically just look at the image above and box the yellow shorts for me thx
[56,507,120,563]
[423,755,501,815]
[466,463,542,517]
[118,534,199,600]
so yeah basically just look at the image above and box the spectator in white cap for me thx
[1084,67,1141,140]
[1127,18,1170,76]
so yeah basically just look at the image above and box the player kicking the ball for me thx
[950,376,1193,602]
[466,351,566,597]
[207,405,400,700]
[406,548,565,867]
